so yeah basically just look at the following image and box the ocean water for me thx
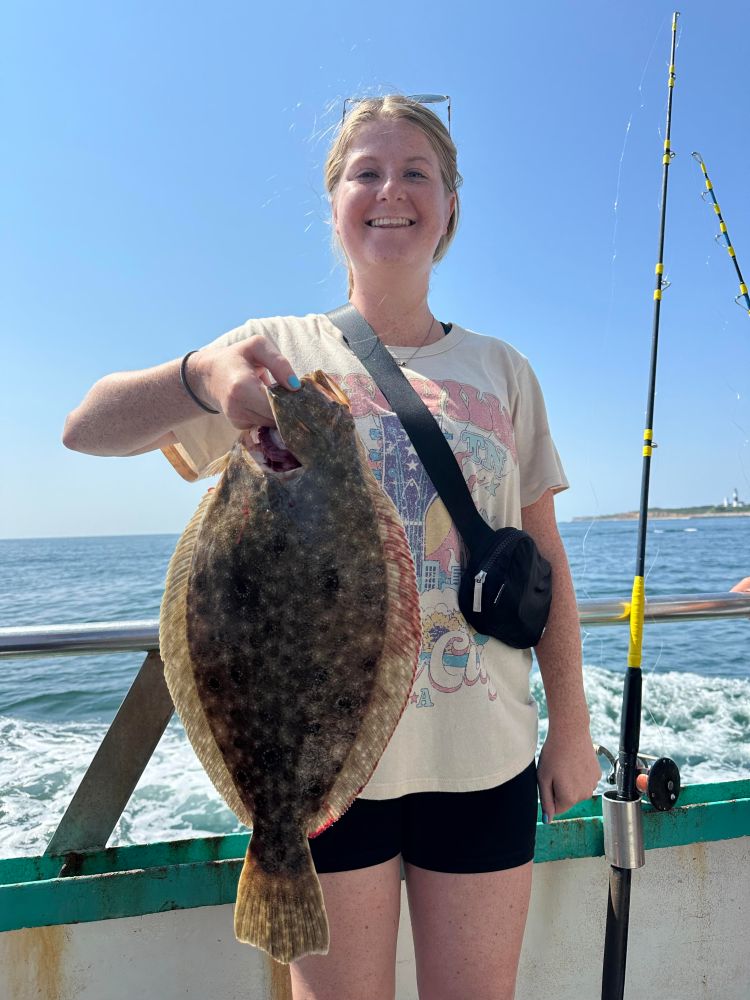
[0,518,748,856]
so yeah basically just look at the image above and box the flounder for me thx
[159,371,421,963]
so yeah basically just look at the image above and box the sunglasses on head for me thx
[341,94,451,134]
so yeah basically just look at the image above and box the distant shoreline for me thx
[572,510,750,522]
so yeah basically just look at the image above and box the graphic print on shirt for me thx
[337,371,517,707]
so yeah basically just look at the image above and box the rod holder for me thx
[602,791,645,869]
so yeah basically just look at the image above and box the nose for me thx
[376,172,406,200]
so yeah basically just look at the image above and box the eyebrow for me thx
[348,153,433,166]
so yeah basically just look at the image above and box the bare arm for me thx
[63,336,299,457]
[521,489,601,820]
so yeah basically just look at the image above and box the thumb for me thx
[537,775,556,825]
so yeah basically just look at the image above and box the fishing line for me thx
[578,510,599,601]
[611,15,669,232]
[607,14,670,335]
[591,17,671,616]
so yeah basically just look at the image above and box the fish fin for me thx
[159,484,254,827]
[203,450,232,478]
[308,437,421,835]
[308,370,351,407]
[234,839,329,964]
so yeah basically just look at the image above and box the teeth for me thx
[368,218,413,227]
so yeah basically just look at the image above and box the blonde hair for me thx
[324,95,462,296]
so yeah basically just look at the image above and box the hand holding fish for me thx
[62,335,300,456]
[187,335,301,428]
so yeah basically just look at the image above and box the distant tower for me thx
[723,496,729,508]
[733,488,739,508]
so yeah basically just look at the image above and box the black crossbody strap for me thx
[327,303,493,553]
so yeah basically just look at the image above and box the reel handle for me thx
[637,756,681,810]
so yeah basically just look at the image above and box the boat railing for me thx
[1,592,748,861]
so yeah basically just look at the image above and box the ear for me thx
[444,192,457,235]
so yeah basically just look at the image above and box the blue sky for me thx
[3,0,750,537]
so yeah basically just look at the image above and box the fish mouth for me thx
[241,427,302,476]
[251,372,349,476]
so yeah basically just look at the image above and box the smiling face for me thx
[332,119,456,283]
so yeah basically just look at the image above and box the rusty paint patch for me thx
[5,925,71,999]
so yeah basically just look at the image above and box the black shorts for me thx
[309,761,538,875]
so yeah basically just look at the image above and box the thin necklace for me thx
[389,314,436,369]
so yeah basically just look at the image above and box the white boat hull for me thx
[2,835,747,1000]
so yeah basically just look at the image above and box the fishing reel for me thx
[595,744,681,811]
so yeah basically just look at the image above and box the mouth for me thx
[242,426,302,474]
[366,217,415,228]
[249,373,348,476]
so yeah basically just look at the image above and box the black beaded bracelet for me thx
[180,351,219,414]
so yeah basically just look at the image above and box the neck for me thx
[349,271,438,347]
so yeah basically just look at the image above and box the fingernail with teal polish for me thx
[542,812,550,825]
[288,375,301,389]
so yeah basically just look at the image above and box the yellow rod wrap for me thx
[627,576,646,668]
[643,445,653,457]
[663,154,671,164]
[664,140,671,150]
[706,180,713,190]
[644,429,653,440]
[714,204,721,213]
[654,289,662,300]
[655,263,664,274]
[729,247,736,257]
[741,284,748,294]
[720,222,727,232]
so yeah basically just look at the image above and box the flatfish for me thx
[159,371,421,963]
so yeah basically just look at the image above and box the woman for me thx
[64,95,601,1000]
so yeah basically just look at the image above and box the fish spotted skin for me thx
[160,371,421,963]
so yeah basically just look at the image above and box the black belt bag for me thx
[327,304,552,649]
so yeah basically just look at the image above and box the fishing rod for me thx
[600,12,682,1000]
[692,151,750,315]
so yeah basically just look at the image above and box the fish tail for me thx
[234,839,329,964]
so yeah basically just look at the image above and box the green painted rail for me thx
[1,779,747,934]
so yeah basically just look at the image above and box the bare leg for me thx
[405,860,533,1000]
[290,856,402,1000]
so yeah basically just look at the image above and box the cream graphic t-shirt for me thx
[164,314,568,799]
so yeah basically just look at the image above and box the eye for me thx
[406,170,427,179]
[356,170,378,180]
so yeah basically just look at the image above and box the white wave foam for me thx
[534,665,750,788]
[0,716,241,857]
